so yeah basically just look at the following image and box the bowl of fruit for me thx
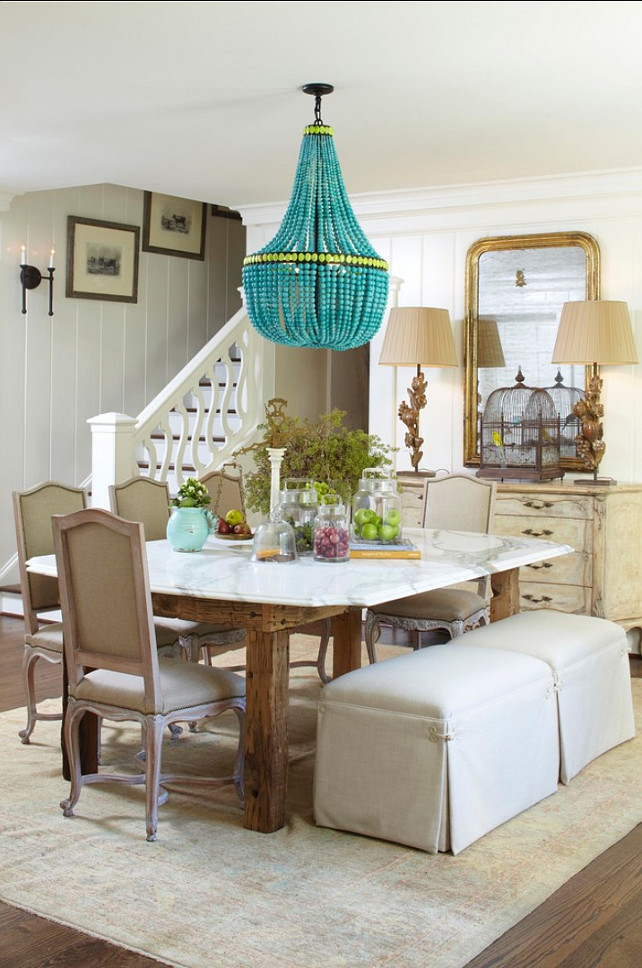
[215,508,253,540]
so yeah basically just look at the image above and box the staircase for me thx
[0,306,268,614]
[90,306,270,507]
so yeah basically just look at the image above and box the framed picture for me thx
[66,216,140,303]
[142,191,206,260]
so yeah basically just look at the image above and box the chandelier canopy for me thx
[242,84,389,351]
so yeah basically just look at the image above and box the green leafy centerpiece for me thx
[238,399,396,516]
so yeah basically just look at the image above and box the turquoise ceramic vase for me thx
[166,507,214,552]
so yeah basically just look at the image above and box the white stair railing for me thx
[89,307,270,508]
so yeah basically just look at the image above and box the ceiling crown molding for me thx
[237,167,642,229]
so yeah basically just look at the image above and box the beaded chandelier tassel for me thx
[242,85,389,351]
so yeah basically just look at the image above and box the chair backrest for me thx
[109,476,171,541]
[422,474,496,534]
[52,508,160,707]
[13,481,87,635]
[199,470,244,519]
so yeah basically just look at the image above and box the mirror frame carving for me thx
[464,230,601,471]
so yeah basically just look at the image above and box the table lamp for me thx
[551,300,638,484]
[379,307,457,472]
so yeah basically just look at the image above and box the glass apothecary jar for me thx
[250,510,298,563]
[351,468,403,543]
[279,479,318,555]
[314,496,350,563]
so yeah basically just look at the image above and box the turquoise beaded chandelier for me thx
[242,84,389,351]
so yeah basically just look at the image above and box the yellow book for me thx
[349,540,421,559]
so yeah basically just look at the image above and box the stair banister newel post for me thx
[268,448,286,513]
[88,413,137,509]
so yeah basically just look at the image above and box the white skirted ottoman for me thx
[313,643,559,855]
[451,610,635,783]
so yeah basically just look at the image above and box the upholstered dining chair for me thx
[12,481,87,743]
[365,474,497,663]
[52,507,246,842]
[200,468,333,682]
[109,476,247,664]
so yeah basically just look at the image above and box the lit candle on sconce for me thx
[49,248,55,269]
[20,245,26,266]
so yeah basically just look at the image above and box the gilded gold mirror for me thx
[464,231,601,471]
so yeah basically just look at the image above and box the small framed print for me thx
[142,191,206,260]
[66,216,140,303]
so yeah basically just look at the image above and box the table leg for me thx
[331,607,363,679]
[490,567,520,622]
[243,627,290,832]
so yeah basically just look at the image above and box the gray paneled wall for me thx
[0,185,244,582]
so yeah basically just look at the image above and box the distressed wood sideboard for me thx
[492,483,642,636]
[399,476,642,639]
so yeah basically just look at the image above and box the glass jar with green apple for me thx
[351,468,403,544]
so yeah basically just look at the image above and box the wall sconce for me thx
[552,300,638,484]
[379,307,458,472]
[20,246,55,316]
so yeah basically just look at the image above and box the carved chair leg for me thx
[19,648,63,744]
[60,701,84,818]
[364,612,381,664]
[232,704,246,807]
[315,619,332,684]
[145,716,165,842]
[18,648,39,744]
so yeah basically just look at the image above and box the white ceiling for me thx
[3,1,642,209]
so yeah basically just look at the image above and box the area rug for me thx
[1,637,641,968]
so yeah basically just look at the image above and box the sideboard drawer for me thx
[493,513,592,559]
[520,550,591,587]
[495,491,593,521]
[518,581,591,614]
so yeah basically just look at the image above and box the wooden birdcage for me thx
[479,369,563,482]
[545,370,586,461]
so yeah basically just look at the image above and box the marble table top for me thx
[29,527,572,611]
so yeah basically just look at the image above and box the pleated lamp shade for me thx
[478,317,506,368]
[379,307,457,367]
[552,301,638,365]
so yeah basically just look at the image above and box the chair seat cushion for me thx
[372,587,485,622]
[26,623,64,654]
[71,660,246,716]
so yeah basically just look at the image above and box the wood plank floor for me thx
[1,613,641,968]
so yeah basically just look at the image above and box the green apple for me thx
[361,523,379,540]
[379,523,398,542]
[225,509,244,527]
[353,507,374,527]
[384,509,401,527]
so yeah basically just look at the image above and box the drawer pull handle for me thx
[523,501,553,510]
[523,594,553,604]
[522,528,553,537]
[526,562,553,570]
